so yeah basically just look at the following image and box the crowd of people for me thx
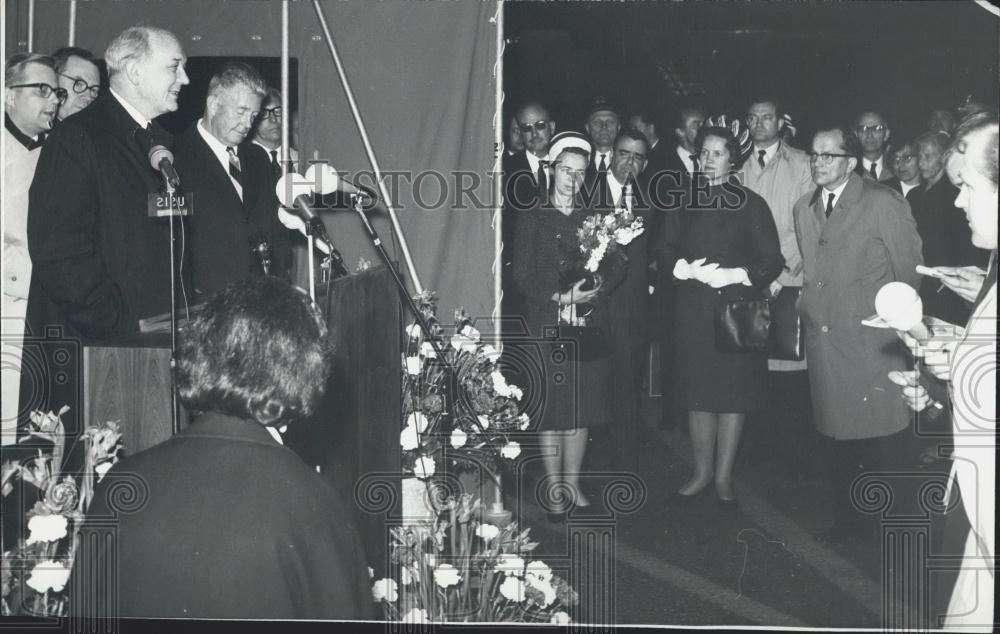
[501,95,996,627]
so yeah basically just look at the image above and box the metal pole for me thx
[310,0,423,293]
[27,0,35,51]
[68,0,77,46]
[281,0,290,169]
[491,1,504,350]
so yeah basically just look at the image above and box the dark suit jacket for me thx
[26,94,179,341]
[174,123,292,302]
[71,412,373,619]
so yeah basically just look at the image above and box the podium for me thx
[285,265,402,573]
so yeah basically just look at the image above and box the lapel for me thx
[821,172,863,235]
[191,128,245,213]
[238,143,258,212]
[103,95,171,191]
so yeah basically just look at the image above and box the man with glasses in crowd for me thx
[3,52,65,445]
[23,26,190,461]
[853,110,895,182]
[51,46,101,121]
[884,139,923,202]
[794,124,922,543]
[252,86,298,178]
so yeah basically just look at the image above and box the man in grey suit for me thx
[853,110,895,182]
[794,124,923,542]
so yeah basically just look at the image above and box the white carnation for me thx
[412,455,436,479]
[500,441,521,459]
[433,563,462,588]
[450,428,467,448]
[477,415,491,430]
[420,341,437,358]
[405,355,422,375]
[372,578,398,602]
[476,523,500,541]
[499,576,526,602]
[400,424,420,451]
[491,371,512,397]
[403,607,429,623]
[26,514,68,545]
[405,323,422,339]
[25,560,70,594]
[460,324,481,342]
[494,554,525,577]
[406,412,429,433]
[550,611,571,624]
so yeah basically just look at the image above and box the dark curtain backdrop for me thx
[16,0,498,324]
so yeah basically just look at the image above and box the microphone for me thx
[148,145,180,189]
[275,173,348,275]
[305,164,378,203]
[874,282,929,341]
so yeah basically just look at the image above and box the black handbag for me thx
[767,285,805,361]
[715,296,772,353]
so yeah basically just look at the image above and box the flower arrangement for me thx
[577,206,645,274]
[372,494,576,623]
[401,291,528,481]
[1,408,123,616]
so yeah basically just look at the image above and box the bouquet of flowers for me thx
[372,494,577,623]
[577,206,645,274]
[1,408,123,617]
[401,292,528,481]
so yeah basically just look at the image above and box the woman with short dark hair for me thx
[72,277,372,619]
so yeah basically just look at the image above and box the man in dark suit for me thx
[629,109,668,179]
[173,62,292,302]
[71,277,373,619]
[663,104,706,178]
[853,110,895,182]
[24,26,190,456]
[583,96,621,208]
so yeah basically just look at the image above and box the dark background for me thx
[504,1,998,145]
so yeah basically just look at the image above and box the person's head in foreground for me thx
[175,275,332,426]
[947,112,998,250]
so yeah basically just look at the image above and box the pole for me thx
[27,0,35,51]
[491,1,505,350]
[281,0,290,170]
[68,0,77,46]
[310,0,423,293]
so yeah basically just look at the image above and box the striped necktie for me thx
[226,146,242,181]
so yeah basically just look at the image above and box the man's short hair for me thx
[914,130,949,154]
[817,124,863,162]
[51,46,95,73]
[263,86,281,105]
[174,277,333,426]
[515,100,550,122]
[747,97,783,118]
[4,53,56,85]
[673,104,707,132]
[952,112,1000,188]
[630,109,660,131]
[207,61,267,100]
[105,26,176,77]
[616,127,649,150]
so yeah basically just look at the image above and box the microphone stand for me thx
[165,182,181,435]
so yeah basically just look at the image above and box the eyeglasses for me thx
[893,154,916,164]
[259,107,282,122]
[855,124,888,135]
[807,152,854,164]
[517,120,548,133]
[59,73,100,98]
[8,82,68,104]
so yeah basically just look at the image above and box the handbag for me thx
[767,285,805,361]
[544,303,610,362]
[715,295,771,353]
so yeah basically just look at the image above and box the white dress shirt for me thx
[109,88,150,129]
[676,145,695,174]
[823,178,850,211]
[197,119,242,199]
[862,156,886,180]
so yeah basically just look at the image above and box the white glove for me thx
[689,259,720,283]
[703,267,751,288]
[672,258,696,280]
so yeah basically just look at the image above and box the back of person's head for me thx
[174,277,332,426]
[4,52,56,85]
[51,46,95,73]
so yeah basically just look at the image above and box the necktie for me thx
[269,150,281,179]
[869,161,878,180]
[825,192,835,218]
[227,147,242,181]
[620,184,630,212]
[690,153,699,172]
[758,149,767,169]
[536,160,548,194]
[598,154,607,173]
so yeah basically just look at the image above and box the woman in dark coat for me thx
[512,132,626,518]
[655,119,783,506]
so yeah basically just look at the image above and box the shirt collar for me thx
[593,149,611,169]
[823,178,850,208]
[4,113,45,150]
[900,180,919,198]
[863,155,884,174]
[676,144,695,172]
[525,150,549,172]
[109,87,151,129]
[197,118,236,164]
[253,139,281,156]
[754,140,780,166]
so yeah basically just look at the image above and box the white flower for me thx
[405,323,422,339]
[400,566,413,585]
[420,341,437,358]
[499,575,526,602]
[550,611,571,625]
[25,560,71,594]
[526,575,557,607]
[412,455,436,479]
[518,413,530,430]
[476,415,491,430]
[406,412,429,433]
[433,563,462,588]
[500,441,521,460]
[508,385,523,401]
[460,324,481,342]
[494,554,525,577]
[603,214,617,228]
[400,424,420,451]
[450,333,474,351]
[476,523,500,541]
[525,560,553,583]
[405,355,422,375]
[94,461,113,482]
[491,371,512,397]
[26,513,68,545]
[450,428,467,448]
[402,607,430,623]
[372,578,398,602]
[481,344,500,361]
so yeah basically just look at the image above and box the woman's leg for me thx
[538,430,566,511]
[715,413,746,500]
[679,410,718,495]
[561,428,591,507]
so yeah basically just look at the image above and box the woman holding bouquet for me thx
[655,117,783,507]
[512,131,628,520]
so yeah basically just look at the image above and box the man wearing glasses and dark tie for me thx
[252,86,298,179]
[51,46,101,121]
[853,110,895,182]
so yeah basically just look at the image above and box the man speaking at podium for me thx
[22,26,190,443]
